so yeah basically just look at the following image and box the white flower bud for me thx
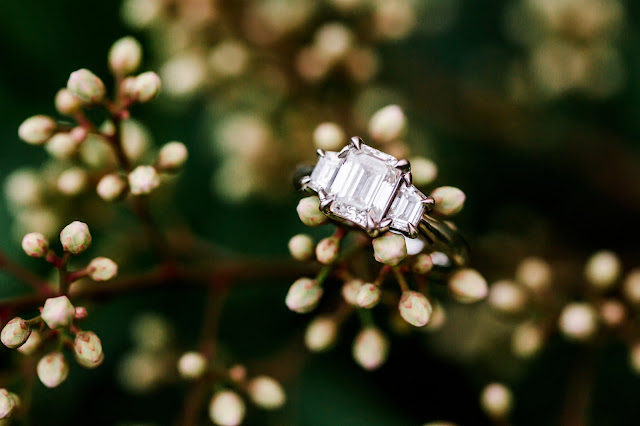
[448,269,488,303]
[74,307,88,320]
[55,88,82,116]
[45,132,79,159]
[97,174,127,202]
[74,331,103,368]
[314,23,353,63]
[480,383,513,419]
[18,115,56,145]
[156,141,188,172]
[585,250,621,290]
[488,280,528,315]
[0,389,15,419]
[4,169,43,207]
[21,232,49,258]
[177,351,207,380]
[285,278,323,313]
[511,321,544,358]
[18,330,42,355]
[410,157,438,186]
[60,221,92,254]
[352,327,389,370]
[132,71,161,102]
[87,257,118,281]
[599,299,626,328]
[296,196,329,227]
[373,233,407,266]
[630,342,640,374]
[313,122,345,151]
[356,283,381,309]
[57,167,88,196]
[368,105,406,143]
[288,234,315,261]
[70,126,88,143]
[558,302,598,341]
[41,296,75,329]
[37,352,69,388]
[398,291,432,327]
[247,376,286,410]
[515,256,552,293]
[67,69,106,104]
[305,316,338,352]
[128,165,160,195]
[209,40,250,77]
[430,186,465,216]
[109,36,142,75]
[341,279,363,305]
[623,270,640,304]
[412,253,434,274]
[1,317,31,349]
[315,236,340,265]
[209,390,245,426]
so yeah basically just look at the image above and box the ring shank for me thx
[418,214,470,267]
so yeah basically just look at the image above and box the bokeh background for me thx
[2,0,640,425]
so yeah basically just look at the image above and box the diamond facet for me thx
[387,182,427,233]
[308,151,340,192]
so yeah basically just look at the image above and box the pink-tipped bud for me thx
[398,291,432,327]
[37,352,69,388]
[97,174,128,201]
[511,321,544,359]
[46,133,79,159]
[313,122,345,151]
[87,257,118,281]
[55,88,83,116]
[57,167,88,196]
[585,250,621,290]
[67,69,106,104]
[288,234,315,261]
[17,330,42,355]
[558,302,598,341]
[623,270,640,304]
[352,327,389,370]
[228,365,247,383]
[599,299,626,328]
[285,278,323,313]
[209,390,245,426]
[341,279,363,305]
[0,388,18,420]
[177,351,207,380]
[315,236,340,265]
[368,105,406,143]
[410,157,438,186]
[373,233,407,266]
[1,317,31,349]
[41,296,75,329]
[74,331,103,368]
[480,383,513,419]
[356,283,381,309]
[296,196,329,227]
[305,316,338,352]
[128,165,160,195]
[247,376,286,410]
[60,221,92,254]
[488,280,528,315]
[132,71,161,102]
[430,186,465,216]
[448,269,488,303]
[156,141,188,172]
[109,36,142,75]
[515,256,551,293]
[74,307,88,320]
[18,115,56,145]
[412,253,434,274]
[21,232,49,258]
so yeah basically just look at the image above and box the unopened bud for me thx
[37,352,69,388]
[313,122,345,151]
[352,327,389,370]
[209,390,245,426]
[373,233,407,266]
[132,71,161,102]
[46,132,78,159]
[18,115,56,145]
[128,165,160,195]
[60,221,92,254]
[558,302,598,341]
[448,269,488,303]
[412,253,434,274]
[74,307,88,320]
[316,236,340,265]
[177,351,207,380]
[288,234,315,261]
[57,167,88,196]
[430,186,465,216]
[285,278,323,313]
[55,89,83,116]
[488,280,528,315]
[341,279,363,305]
[87,257,118,281]
[623,270,640,304]
[156,141,188,172]
[18,330,42,355]
[74,331,103,368]
[228,365,247,383]
[515,256,551,293]
[22,232,49,258]
[314,22,353,63]
[70,126,88,143]
[410,157,438,186]
[480,383,513,419]
[109,36,142,75]
[0,389,17,420]
[356,283,381,308]
[97,174,128,201]
[368,105,406,143]
[398,291,432,327]
[67,69,106,104]
[511,321,544,358]
[296,196,329,227]
[41,296,75,329]
[305,316,338,352]
[585,250,621,290]
[1,317,31,349]
[247,376,286,410]
[599,299,626,327]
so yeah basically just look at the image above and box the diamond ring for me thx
[295,137,469,266]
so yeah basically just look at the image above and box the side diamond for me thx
[308,151,340,192]
[387,183,427,234]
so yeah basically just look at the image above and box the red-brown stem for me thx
[57,253,71,296]
[67,268,88,284]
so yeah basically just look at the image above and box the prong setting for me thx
[350,136,363,150]
[316,148,326,158]
[394,158,411,172]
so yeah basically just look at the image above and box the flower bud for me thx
[4,169,43,208]
[430,186,465,216]
[305,316,338,352]
[1,317,31,349]
[60,221,92,254]
[356,283,381,309]
[70,126,88,143]
[398,291,432,327]
[373,233,407,266]
[341,279,363,305]
[209,390,245,426]
[228,365,247,383]
[515,256,551,293]
[41,296,75,329]
[623,269,640,304]
[288,234,315,261]
[97,174,128,201]
[156,141,188,172]
[37,352,69,388]
[488,280,528,315]
[45,132,78,159]
[314,23,353,63]
[128,165,160,195]
[87,257,118,281]
[480,383,513,419]
[247,376,286,410]
[585,250,621,290]
[74,307,88,320]
[74,331,103,368]
[599,299,626,327]
[296,196,329,227]
[558,302,598,341]
[448,268,488,303]
[0,389,17,420]
[313,122,345,151]
[412,253,434,274]
[511,321,544,358]
[67,69,106,103]
[368,105,406,143]
[57,167,88,196]
[410,157,438,187]
[18,330,42,355]
[177,351,207,380]
[55,88,83,116]
[316,236,340,265]
[285,278,323,313]
[109,36,142,75]
[352,327,389,370]
[21,232,49,258]
[425,302,447,331]
[18,115,56,145]
[132,71,161,102]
